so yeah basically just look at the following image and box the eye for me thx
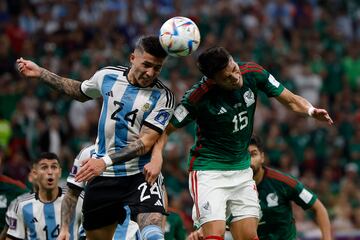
[143,63,152,68]
[154,66,161,72]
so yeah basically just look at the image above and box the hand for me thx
[187,228,204,240]
[57,230,70,240]
[143,160,162,186]
[75,158,106,182]
[312,108,333,125]
[16,57,42,78]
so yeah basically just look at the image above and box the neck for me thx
[38,187,59,203]
[254,166,265,185]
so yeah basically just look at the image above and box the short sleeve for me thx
[143,90,175,133]
[67,145,96,190]
[170,103,195,128]
[170,82,201,128]
[256,70,284,97]
[291,181,317,210]
[80,70,104,99]
[6,200,25,239]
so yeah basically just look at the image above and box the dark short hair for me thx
[249,135,264,152]
[33,152,60,165]
[134,35,168,59]
[197,46,231,78]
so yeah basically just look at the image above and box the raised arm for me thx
[310,199,332,240]
[275,88,333,125]
[58,187,82,240]
[16,58,89,102]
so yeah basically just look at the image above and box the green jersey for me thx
[257,167,317,240]
[0,175,28,230]
[164,209,186,240]
[171,62,284,171]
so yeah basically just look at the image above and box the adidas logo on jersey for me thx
[154,200,163,206]
[217,107,227,115]
[30,217,38,223]
[105,91,113,97]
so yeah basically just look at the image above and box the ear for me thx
[260,152,265,164]
[31,168,38,179]
[129,53,135,64]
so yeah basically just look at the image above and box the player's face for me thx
[129,50,165,87]
[33,159,61,192]
[213,58,243,90]
[249,144,264,174]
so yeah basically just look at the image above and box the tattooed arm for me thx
[16,58,89,102]
[75,125,161,182]
[59,187,82,239]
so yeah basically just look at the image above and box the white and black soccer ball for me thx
[159,16,201,57]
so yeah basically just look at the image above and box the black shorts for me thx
[82,173,166,230]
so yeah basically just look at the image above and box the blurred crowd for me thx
[0,0,359,238]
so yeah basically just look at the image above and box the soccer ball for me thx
[159,16,201,57]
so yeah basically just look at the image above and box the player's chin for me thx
[142,81,154,87]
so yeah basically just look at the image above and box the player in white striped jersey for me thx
[59,145,141,240]
[17,36,175,240]
[5,153,82,240]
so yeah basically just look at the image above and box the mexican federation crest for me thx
[243,89,255,107]
[266,193,279,207]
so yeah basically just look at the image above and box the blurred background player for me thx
[151,46,332,240]
[164,195,187,240]
[5,152,82,240]
[16,35,175,240]
[246,135,331,240]
[59,144,141,240]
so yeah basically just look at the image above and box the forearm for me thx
[39,68,88,102]
[106,123,176,166]
[312,201,332,240]
[108,139,147,165]
[152,132,169,161]
[283,94,312,115]
[276,89,313,116]
[61,188,81,230]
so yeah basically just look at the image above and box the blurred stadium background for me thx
[0,0,359,239]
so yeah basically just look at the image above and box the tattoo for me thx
[109,139,146,165]
[137,212,163,230]
[61,188,82,229]
[40,68,88,102]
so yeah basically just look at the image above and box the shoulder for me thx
[184,77,216,104]
[0,175,27,190]
[13,192,36,213]
[264,167,298,188]
[238,62,265,74]
[99,65,129,75]
[154,80,176,107]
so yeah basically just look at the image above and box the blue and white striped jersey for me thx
[80,66,175,177]
[6,188,83,240]
[67,144,95,189]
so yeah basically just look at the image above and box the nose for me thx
[146,68,156,78]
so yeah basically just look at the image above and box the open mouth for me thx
[47,178,54,184]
